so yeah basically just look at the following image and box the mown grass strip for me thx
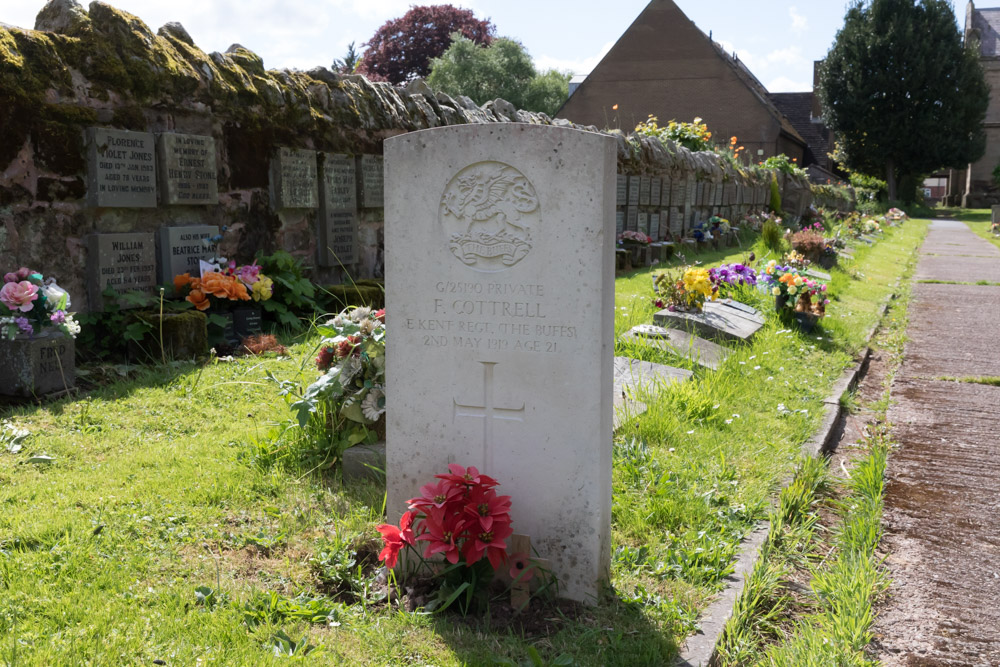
[0,220,928,666]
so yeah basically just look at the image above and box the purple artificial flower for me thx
[15,316,33,335]
[50,310,66,324]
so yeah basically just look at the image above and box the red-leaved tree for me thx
[358,5,495,85]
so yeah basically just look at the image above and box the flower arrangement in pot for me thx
[292,306,386,445]
[1,267,80,341]
[709,262,757,298]
[760,260,829,318]
[653,266,717,312]
[617,230,652,246]
[173,260,273,312]
[376,464,547,614]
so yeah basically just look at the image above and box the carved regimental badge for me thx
[441,161,538,272]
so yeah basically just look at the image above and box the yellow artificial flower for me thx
[772,286,781,296]
[252,275,273,302]
[787,285,798,295]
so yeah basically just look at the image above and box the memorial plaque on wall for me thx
[626,206,638,232]
[360,154,384,208]
[649,212,660,240]
[86,128,157,208]
[672,180,686,207]
[661,179,672,207]
[87,232,157,311]
[617,174,627,206]
[615,210,625,235]
[269,147,318,210]
[318,153,359,266]
[157,225,219,285]
[157,133,218,205]
[696,182,706,206]
[639,176,651,206]
[660,210,669,240]
[650,178,662,207]
[628,176,640,207]
[637,211,649,236]
[670,210,682,237]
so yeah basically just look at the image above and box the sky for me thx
[0,1,977,93]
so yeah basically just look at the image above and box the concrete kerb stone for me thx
[676,290,898,666]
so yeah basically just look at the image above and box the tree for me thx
[333,42,360,74]
[426,36,570,117]
[358,5,495,85]
[819,0,988,201]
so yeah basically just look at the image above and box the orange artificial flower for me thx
[226,278,251,301]
[779,273,797,285]
[186,288,210,311]
[730,136,738,145]
[174,273,201,292]
[201,272,229,298]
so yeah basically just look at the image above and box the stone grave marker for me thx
[670,209,683,237]
[617,174,627,206]
[654,300,764,343]
[628,175,640,207]
[649,213,660,241]
[639,176,651,206]
[0,331,76,397]
[804,268,832,282]
[650,177,662,207]
[672,179,686,207]
[695,182,705,207]
[626,206,638,232]
[269,147,318,209]
[385,123,616,603]
[86,232,157,310]
[318,153,359,266]
[360,154,384,208]
[992,205,1000,224]
[637,211,649,236]
[615,211,625,236]
[661,178,672,207]
[157,225,219,285]
[86,128,157,208]
[157,133,218,205]
[620,323,729,370]
[612,356,691,428]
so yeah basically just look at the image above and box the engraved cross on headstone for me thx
[453,361,525,471]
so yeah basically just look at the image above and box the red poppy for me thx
[508,552,535,584]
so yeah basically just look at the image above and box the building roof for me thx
[770,92,832,169]
[557,0,806,152]
[970,6,1000,56]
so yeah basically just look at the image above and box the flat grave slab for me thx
[620,323,730,370]
[653,300,764,343]
[804,268,832,281]
[612,356,692,428]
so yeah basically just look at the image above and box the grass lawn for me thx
[0,219,928,666]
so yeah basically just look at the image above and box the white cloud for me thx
[716,39,759,70]
[768,75,811,92]
[764,46,804,67]
[534,40,614,76]
[790,6,808,35]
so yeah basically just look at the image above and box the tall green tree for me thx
[819,0,988,201]
[332,42,360,74]
[427,36,570,117]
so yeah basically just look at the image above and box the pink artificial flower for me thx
[0,280,39,312]
[237,263,261,285]
[3,272,16,283]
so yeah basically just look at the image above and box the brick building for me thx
[557,0,810,165]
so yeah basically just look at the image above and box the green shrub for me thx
[255,250,321,330]
[761,218,784,253]
[769,174,782,214]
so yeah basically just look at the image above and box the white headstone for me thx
[385,124,616,603]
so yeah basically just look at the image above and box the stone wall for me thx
[0,0,846,312]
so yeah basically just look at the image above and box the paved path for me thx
[872,220,1000,665]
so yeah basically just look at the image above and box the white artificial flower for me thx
[350,306,372,323]
[43,280,71,309]
[361,387,385,421]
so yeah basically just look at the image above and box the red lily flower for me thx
[463,486,512,532]
[416,511,467,564]
[462,518,513,570]
[435,463,499,488]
